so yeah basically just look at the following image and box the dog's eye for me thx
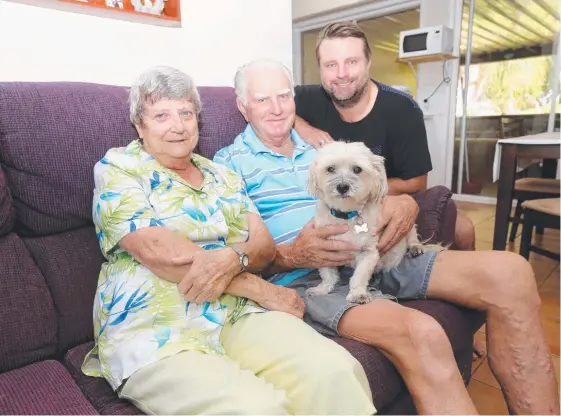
[327,166,335,173]
[352,166,362,174]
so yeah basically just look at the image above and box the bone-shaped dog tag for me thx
[354,223,369,234]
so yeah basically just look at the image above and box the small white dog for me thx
[307,141,426,304]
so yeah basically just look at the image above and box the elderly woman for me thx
[82,66,374,415]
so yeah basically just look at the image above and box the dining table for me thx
[492,131,560,251]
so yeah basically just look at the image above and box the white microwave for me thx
[399,25,454,59]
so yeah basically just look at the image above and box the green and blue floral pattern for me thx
[81,140,265,391]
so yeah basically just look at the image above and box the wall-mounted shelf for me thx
[396,53,458,65]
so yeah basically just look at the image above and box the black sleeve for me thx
[294,85,321,125]
[387,98,432,180]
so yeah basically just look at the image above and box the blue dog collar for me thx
[329,208,359,220]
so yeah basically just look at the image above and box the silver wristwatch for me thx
[230,246,249,271]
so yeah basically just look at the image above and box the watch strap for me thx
[230,245,248,270]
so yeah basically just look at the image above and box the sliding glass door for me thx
[453,0,560,198]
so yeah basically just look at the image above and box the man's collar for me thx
[240,124,271,155]
[241,124,313,156]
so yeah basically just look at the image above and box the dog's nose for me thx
[336,183,350,194]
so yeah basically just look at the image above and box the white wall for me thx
[417,0,462,189]
[0,0,292,87]
[293,0,371,21]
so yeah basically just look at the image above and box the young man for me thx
[294,21,476,253]
[295,20,481,358]
[213,58,560,415]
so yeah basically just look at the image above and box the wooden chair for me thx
[508,178,560,242]
[519,198,560,261]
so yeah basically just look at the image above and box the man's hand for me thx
[376,195,419,255]
[295,117,335,149]
[287,220,361,269]
[172,248,239,303]
[257,284,305,320]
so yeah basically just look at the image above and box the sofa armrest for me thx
[0,166,15,237]
[411,185,458,246]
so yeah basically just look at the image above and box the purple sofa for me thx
[0,81,484,415]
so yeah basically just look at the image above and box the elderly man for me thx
[213,58,559,415]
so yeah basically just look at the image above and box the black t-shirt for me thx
[294,81,432,180]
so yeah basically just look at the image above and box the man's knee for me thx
[481,251,541,311]
[452,212,476,251]
[354,306,451,360]
[402,311,451,356]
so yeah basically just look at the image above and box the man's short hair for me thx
[315,21,372,64]
[234,59,294,104]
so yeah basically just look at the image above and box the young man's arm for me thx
[388,175,427,195]
[387,98,432,193]
[293,85,335,148]
[294,115,334,149]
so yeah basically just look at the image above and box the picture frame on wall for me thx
[58,0,181,23]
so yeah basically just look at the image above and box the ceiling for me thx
[355,0,560,63]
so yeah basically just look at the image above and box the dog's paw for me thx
[306,285,333,297]
[408,243,424,258]
[346,291,374,305]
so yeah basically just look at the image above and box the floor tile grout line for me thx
[537,263,561,290]
[537,269,557,290]
[471,375,502,391]
[471,352,487,374]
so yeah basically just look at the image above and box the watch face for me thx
[241,255,249,267]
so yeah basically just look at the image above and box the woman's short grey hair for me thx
[234,59,294,104]
[129,66,202,125]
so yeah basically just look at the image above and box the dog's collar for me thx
[329,208,359,220]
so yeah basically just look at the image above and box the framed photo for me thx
[58,0,181,22]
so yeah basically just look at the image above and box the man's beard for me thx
[324,77,369,108]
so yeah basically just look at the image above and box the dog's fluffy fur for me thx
[307,141,426,304]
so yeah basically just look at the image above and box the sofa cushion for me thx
[0,166,14,237]
[64,342,142,415]
[0,82,137,237]
[0,233,57,373]
[23,227,104,353]
[196,86,246,159]
[0,83,246,238]
[330,299,483,411]
[0,360,96,415]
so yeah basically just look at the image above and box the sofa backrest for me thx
[0,82,247,371]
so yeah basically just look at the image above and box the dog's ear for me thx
[368,153,388,204]
[307,158,320,197]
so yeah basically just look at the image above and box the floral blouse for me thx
[82,140,265,390]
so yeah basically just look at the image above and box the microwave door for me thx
[403,33,428,53]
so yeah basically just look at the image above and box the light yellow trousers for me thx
[119,311,375,415]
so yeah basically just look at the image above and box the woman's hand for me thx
[257,284,305,320]
[173,248,240,303]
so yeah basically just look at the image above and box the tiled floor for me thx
[456,201,560,414]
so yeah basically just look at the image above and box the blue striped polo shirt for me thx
[213,124,317,286]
